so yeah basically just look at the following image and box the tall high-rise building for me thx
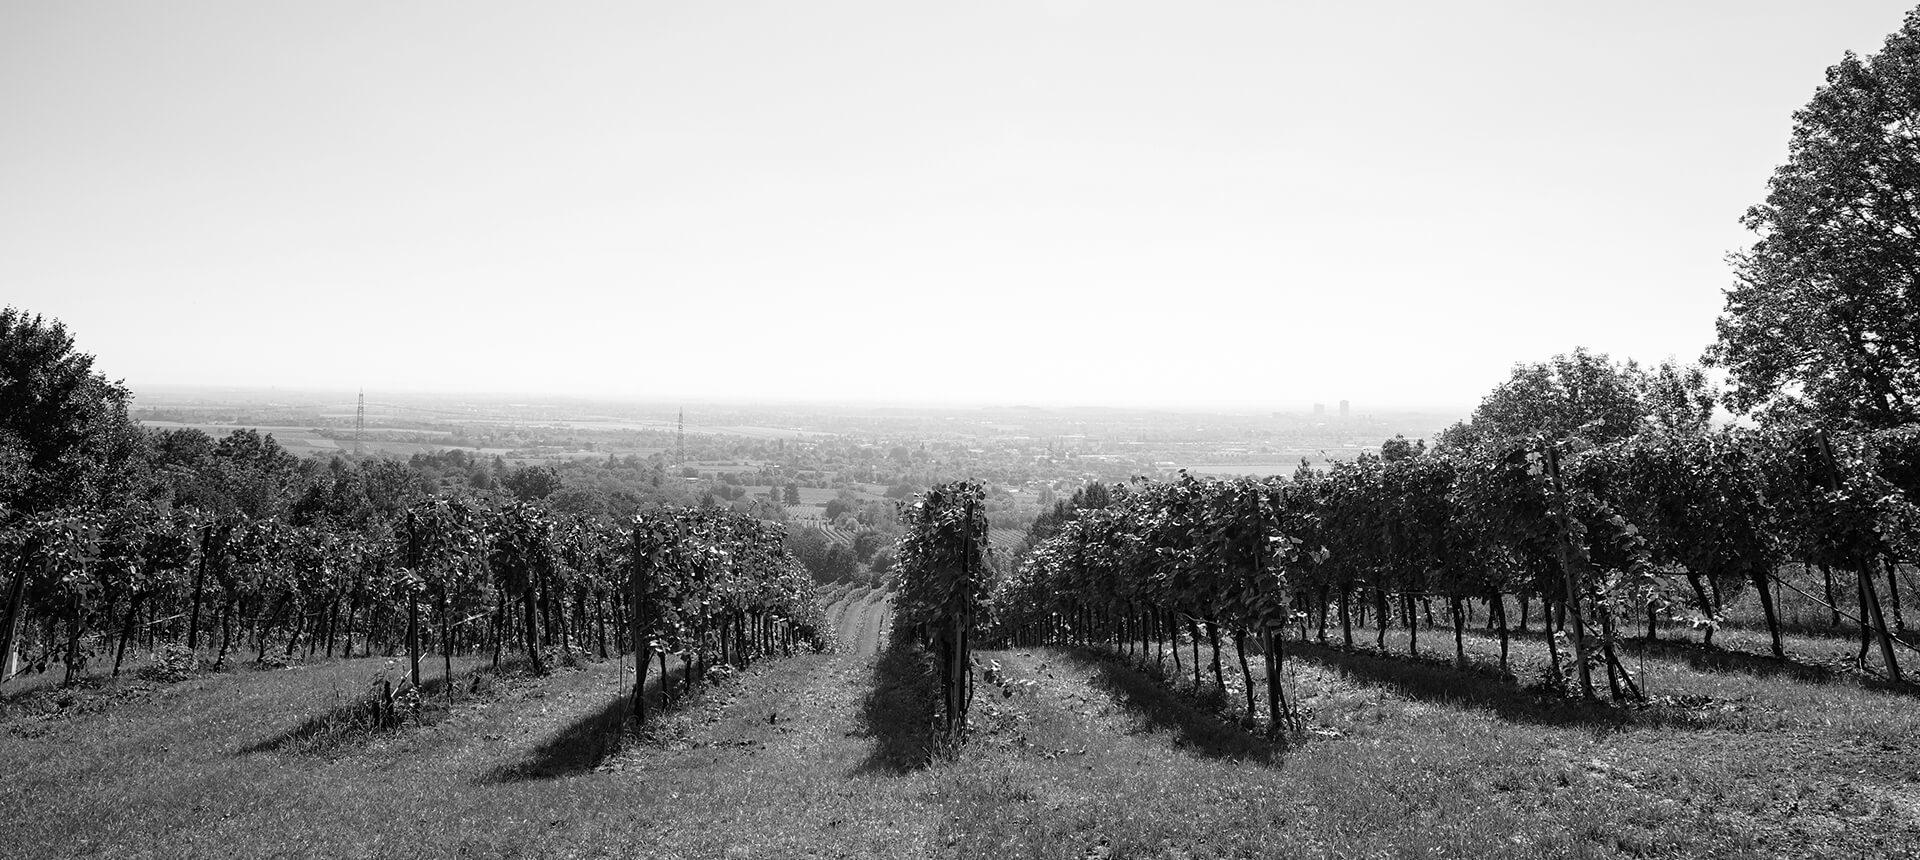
[1338,399,1350,418]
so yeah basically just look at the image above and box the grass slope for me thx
[3,598,1916,859]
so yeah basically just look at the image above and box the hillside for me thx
[3,588,1915,859]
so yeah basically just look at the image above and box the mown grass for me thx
[936,640,1919,858]
[3,591,1916,859]
[854,634,945,774]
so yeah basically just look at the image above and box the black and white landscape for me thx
[4,3,1920,858]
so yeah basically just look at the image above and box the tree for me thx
[213,430,299,519]
[1,309,133,683]
[866,547,896,580]
[1710,9,1920,427]
[822,543,857,582]
[0,308,132,515]
[1380,435,1425,462]
[1470,348,1650,445]
[1641,362,1718,435]
[851,529,886,563]
[784,527,838,582]
[503,465,562,501]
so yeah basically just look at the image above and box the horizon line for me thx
[123,381,1476,416]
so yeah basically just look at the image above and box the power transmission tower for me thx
[677,408,686,467]
[354,390,365,455]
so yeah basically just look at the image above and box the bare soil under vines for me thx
[3,586,1917,859]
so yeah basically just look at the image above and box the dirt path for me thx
[824,584,869,645]
[850,586,890,654]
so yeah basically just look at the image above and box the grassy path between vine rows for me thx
[5,587,1920,858]
[0,586,932,859]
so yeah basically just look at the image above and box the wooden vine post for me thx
[628,520,650,728]
[949,490,976,733]
[0,531,39,685]
[1813,430,1902,682]
[1541,442,1596,699]
[186,520,214,653]
[1251,488,1287,734]
[404,509,422,689]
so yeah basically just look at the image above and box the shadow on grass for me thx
[1285,640,1678,731]
[481,692,636,783]
[0,658,213,708]
[1064,649,1280,765]
[851,639,942,775]
[1618,635,1845,685]
[1471,624,1911,692]
[0,671,107,706]
[1351,621,1904,693]
[235,670,498,756]
[480,659,699,784]
[0,673,167,727]
[1861,674,1920,697]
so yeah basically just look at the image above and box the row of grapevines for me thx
[992,425,1920,716]
[1,495,824,721]
[626,505,819,725]
[991,474,1306,731]
[892,481,990,733]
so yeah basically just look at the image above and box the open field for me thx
[5,585,1917,860]
[136,420,515,459]
[745,486,888,505]
[553,421,833,440]
[135,419,678,464]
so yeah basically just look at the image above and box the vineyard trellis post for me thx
[403,510,422,689]
[628,521,649,728]
[1813,430,1902,682]
[950,491,974,732]
[0,533,39,684]
[1542,442,1597,699]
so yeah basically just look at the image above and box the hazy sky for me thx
[3,1,1912,410]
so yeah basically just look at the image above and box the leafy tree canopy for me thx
[1711,10,1920,427]
[0,308,133,516]
[1460,348,1715,450]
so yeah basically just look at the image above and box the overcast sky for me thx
[3,1,1912,410]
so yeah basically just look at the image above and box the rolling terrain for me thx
[4,583,1918,859]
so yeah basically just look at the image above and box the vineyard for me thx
[11,4,1920,857]
[980,426,1920,728]
[6,346,1920,859]
[987,527,1028,552]
[7,463,1917,857]
[0,494,826,731]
